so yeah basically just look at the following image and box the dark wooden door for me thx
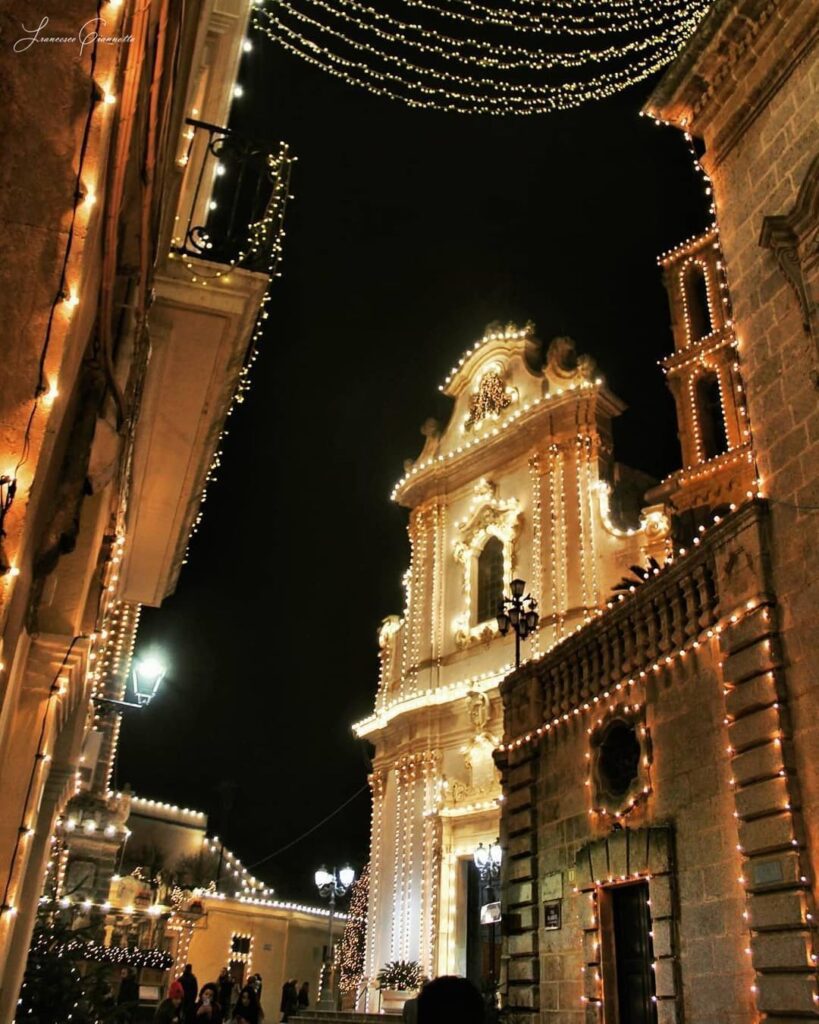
[611,882,657,1024]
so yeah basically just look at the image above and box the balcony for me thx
[121,120,293,607]
[171,118,292,274]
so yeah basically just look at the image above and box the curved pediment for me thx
[398,326,601,491]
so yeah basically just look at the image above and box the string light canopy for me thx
[252,0,713,115]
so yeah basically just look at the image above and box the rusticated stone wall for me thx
[645,0,819,919]
[499,502,819,1023]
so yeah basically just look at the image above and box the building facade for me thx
[0,0,291,1017]
[355,324,671,1005]
[498,4,818,1022]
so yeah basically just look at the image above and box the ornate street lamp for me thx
[474,839,503,1022]
[95,655,167,711]
[496,578,539,668]
[315,865,356,1010]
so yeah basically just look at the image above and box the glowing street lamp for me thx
[314,865,356,1010]
[131,656,167,706]
[94,654,167,711]
[496,578,539,668]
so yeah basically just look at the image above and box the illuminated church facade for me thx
[354,321,674,1001]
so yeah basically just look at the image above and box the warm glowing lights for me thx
[392,375,598,501]
[252,0,711,115]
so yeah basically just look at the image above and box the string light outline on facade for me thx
[391,377,600,501]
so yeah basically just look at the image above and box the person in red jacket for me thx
[155,981,185,1023]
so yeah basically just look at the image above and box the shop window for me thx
[477,536,504,624]
[696,373,729,460]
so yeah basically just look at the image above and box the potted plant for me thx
[376,960,422,1013]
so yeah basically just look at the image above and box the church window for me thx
[696,372,729,460]
[597,719,640,798]
[477,536,504,624]
[683,262,711,341]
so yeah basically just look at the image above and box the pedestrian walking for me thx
[179,964,199,1020]
[218,968,234,1016]
[297,982,309,1010]
[155,981,185,1023]
[116,967,139,1021]
[279,979,298,1021]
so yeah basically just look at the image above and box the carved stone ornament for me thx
[544,336,597,391]
[759,153,819,385]
[467,689,490,731]
[452,479,522,648]
[465,368,514,429]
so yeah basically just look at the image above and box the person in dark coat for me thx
[116,967,139,1021]
[280,979,298,1021]
[155,981,185,1023]
[218,969,234,1017]
[417,976,485,1024]
[233,986,261,1024]
[297,982,309,1010]
[179,964,199,1020]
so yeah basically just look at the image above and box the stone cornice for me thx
[644,0,817,165]
[393,384,624,507]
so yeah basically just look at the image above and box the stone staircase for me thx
[296,1012,400,1021]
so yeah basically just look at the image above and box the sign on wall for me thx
[543,901,562,931]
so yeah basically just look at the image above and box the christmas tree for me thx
[338,863,369,995]
[17,913,115,1024]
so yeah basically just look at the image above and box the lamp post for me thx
[314,865,355,1010]
[496,579,539,669]
[94,655,167,711]
[474,839,503,1022]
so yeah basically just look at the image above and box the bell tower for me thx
[654,229,755,513]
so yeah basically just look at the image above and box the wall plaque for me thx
[543,900,562,931]
[542,870,563,902]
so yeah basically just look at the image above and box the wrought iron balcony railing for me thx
[172,118,292,275]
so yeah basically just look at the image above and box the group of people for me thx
[154,964,265,1023]
[279,978,309,1020]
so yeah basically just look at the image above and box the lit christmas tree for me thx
[338,863,369,995]
[17,912,120,1023]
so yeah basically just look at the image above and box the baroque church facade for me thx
[354,323,673,1004]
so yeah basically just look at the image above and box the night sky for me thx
[118,38,707,901]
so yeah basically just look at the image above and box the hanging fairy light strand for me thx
[403,0,706,34]
[252,0,713,115]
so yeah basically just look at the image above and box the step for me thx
[296,1012,400,1021]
